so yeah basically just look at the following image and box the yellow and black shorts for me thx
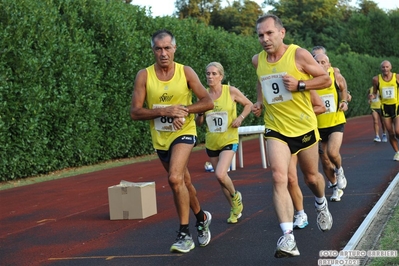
[264,128,319,155]
[381,103,399,119]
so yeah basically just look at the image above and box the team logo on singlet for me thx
[213,104,223,112]
[159,93,173,102]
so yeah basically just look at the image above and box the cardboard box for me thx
[108,180,157,220]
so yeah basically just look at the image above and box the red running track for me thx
[1,115,398,266]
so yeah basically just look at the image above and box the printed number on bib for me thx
[206,111,228,133]
[260,72,292,104]
[153,104,175,132]
[381,87,395,99]
[320,93,336,114]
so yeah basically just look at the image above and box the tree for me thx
[265,0,352,51]
[344,12,372,53]
[357,0,380,14]
[210,0,263,35]
[344,0,399,57]
[174,0,262,35]
[174,0,222,24]
[386,9,399,57]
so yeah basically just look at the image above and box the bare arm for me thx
[251,54,263,117]
[230,86,253,128]
[367,87,373,104]
[184,66,214,114]
[335,71,349,111]
[283,48,331,92]
[175,66,214,131]
[310,90,326,115]
[195,112,205,127]
[371,75,379,99]
[334,68,351,102]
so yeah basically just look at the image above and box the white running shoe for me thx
[274,233,300,258]
[393,152,399,161]
[196,211,212,247]
[316,202,333,232]
[204,162,214,172]
[374,136,381,142]
[335,168,347,190]
[382,134,388,142]
[170,232,195,253]
[293,213,309,229]
[330,187,344,202]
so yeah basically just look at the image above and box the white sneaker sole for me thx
[316,209,333,232]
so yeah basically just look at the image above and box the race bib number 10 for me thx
[206,111,228,133]
[153,104,175,132]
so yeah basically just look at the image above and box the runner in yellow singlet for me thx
[196,62,252,224]
[130,29,214,253]
[314,53,348,202]
[251,14,333,258]
[311,46,352,103]
[370,60,399,160]
[368,87,387,142]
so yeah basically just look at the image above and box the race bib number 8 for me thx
[320,93,336,114]
[153,104,175,132]
[206,111,228,133]
[260,72,292,104]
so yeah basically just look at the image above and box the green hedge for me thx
[1,0,398,181]
[0,0,155,180]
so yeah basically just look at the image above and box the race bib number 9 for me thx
[320,93,336,114]
[153,104,175,132]
[206,111,228,133]
[381,87,395,99]
[260,72,292,104]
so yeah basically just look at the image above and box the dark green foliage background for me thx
[0,0,398,180]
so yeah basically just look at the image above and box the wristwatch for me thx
[297,81,306,92]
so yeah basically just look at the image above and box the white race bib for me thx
[260,72,292,104]
[206,111,228,133]
[153,104,175,132]
[381,87,395,99]
[320,93,336,114]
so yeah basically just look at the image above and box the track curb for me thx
[333,172,399,265]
